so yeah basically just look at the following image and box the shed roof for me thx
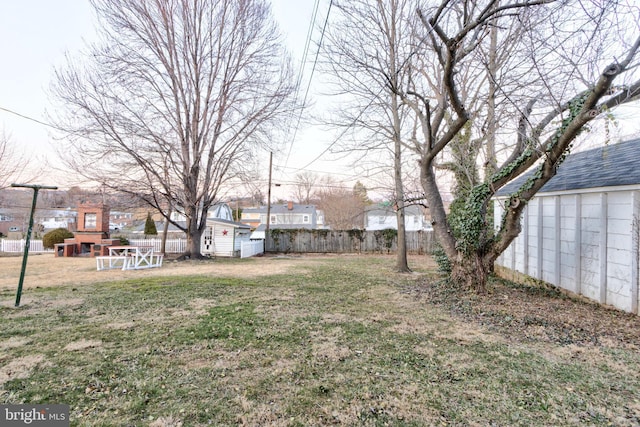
[206,218,250,229]
[496,138,640,196]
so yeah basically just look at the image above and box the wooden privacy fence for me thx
[265,229,435,254]
[2,233,434,255]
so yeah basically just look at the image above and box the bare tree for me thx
[323,0,418,271]
[291,171,318,204]
[0,131,29,189]
[51,0,296,257]
[316,178,366,229]
[401,0,640,291]
[431,3,529,193]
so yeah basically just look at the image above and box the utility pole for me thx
[265,152,272,251]
[11,183,58,307]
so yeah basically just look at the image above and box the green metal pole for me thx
[11,184,58,307]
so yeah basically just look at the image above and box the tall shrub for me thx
[42,228,74,249]
[144,213,158,237]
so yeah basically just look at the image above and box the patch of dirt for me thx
[188,298,218,315]
[0,336,31,350]
[0,354,45,386]
[149,416,183,427]
[103,321,136,330]
[64,339,103,351]
[310,328,351,362]
[407,275,640,350]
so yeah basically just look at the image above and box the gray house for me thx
[494,138,640,314]
[242,202,323,239]
[364,204,431,231]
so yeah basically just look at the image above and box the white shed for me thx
[201,218,251,257]
[494,139,640,314]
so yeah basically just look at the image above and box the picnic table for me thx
[96,245,164,271]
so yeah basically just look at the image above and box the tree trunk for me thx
[390,54,410,272]
[160,210,170,256]
[182,204,205,259]
[395,206,410,272]
[450,251,490,293]
[185,230,203,259]
[484,1,499,177]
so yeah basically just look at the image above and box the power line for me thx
[295,0,321,91]
[0,106,62,131]
[284,0,333,169]
[296,87,384,172]
[282,0,320,167]
[274,163,363,178]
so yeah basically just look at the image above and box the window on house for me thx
[303,215,309,223]
[270,215,277,224]
[413,215,418,224]
[378,216,385,224]
[84,213,97,229]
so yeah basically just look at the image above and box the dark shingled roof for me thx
[496,138,640,196]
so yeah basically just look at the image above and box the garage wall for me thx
[495,189,639,314]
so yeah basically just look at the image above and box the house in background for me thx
[167,202,235,223]
[494,138,640,315]
[39,209,77,231]
[129,220,187,238]
[242,202,323,239]
[110,211,134,231]
[364,204,431,231]
[0,210,23,237]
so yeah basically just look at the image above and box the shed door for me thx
[202,227,214,253]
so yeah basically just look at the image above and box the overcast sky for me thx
[1,1,639,200]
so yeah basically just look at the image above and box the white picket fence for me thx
[0,238,266,258]
[128,239,187,254]
[0,239,49,253]
[0,239,188,254]
[241,240,264,258]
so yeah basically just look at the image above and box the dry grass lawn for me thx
[0,252,329,292]
[1,252,639,426]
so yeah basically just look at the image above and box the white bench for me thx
[96,256,129,271]
[128,252,164,269]
[96,253,164,271]
[150,252,164,268]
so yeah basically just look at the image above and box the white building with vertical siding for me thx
[193,203,251,257]
[201,218,251,257]
[494,139,640,314]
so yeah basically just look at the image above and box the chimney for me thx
[287,201,293,210]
